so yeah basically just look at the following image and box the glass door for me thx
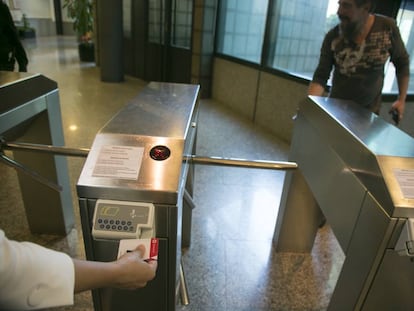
[147,0,192,83]
[126,0,192,82]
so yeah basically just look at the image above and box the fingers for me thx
[134,244,146,258]
[146,259,158,272]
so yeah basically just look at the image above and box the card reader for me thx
[92,199,155,240]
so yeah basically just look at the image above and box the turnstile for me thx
[77,82,199,311]
[274,96,414,310]
[0,71,74,235]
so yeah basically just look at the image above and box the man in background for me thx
[308,0,409,121]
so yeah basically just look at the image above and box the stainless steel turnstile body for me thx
[274,96,414,310]
[77,82,199,311]
[0,72,74,235]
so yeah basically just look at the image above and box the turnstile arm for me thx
[186,155,297,170]
[0,140,297,192]
[2,140,90,157]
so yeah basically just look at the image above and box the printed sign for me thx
[394,169,414,199]
[92,145,144,180]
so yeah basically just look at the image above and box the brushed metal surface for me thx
[77,82,200,205]
[101,82,199,138]
[303,96,414,218]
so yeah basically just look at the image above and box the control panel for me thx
[92,199,155,240]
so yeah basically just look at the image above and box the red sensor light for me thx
[150,145,171,161]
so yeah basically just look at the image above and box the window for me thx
[216,0,269,64]
[266,0,336,77]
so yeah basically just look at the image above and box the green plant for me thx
[21,14,31,30]
[16,13,36,38]
[63,0,93,43]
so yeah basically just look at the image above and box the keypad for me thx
[97,218,135,232]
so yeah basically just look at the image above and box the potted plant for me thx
[63,0,94,62]
[17,14,36,39]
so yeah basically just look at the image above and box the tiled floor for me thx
[0,36,344,311]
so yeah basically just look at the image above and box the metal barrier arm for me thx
[2,141,90,157]
[0,139,297,192]
[0,152,62,192]
[185,155,297,170]
[0,139,89,192]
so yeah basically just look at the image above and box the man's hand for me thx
[390,98,406,122]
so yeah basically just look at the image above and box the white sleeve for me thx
[0,229,75,310]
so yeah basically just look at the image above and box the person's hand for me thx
[112,245,158,290]
[390,98,406,122]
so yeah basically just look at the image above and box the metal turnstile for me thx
[273,96,414,310]
[0,71,74,235]
[76,82,200,311]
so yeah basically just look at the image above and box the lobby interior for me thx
[1,35,351,311]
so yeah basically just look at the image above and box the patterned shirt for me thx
[312,14,409,112]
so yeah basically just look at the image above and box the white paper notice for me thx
[92,145,144,180]
[394,169,414,199]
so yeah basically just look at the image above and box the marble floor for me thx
[0,36,344,311]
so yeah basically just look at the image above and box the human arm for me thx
[73,245,157,293]
[0,229,157,310]
[0,230,74,310]
[308,28,337,97]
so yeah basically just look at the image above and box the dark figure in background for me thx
[308,0,409,122]
[0,1,28,72]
